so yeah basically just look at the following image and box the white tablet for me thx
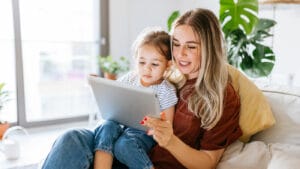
[88,75,160,131]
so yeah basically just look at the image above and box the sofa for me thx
[217,84,300,169]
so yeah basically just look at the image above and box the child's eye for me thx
[152,63,159,67]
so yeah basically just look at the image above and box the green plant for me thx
[219,0,276,78]
[98,56,129,75]
[167,0,276,78]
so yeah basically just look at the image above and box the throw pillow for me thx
[227,65,275,142]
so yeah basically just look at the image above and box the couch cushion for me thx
[217,141,271,169]
[252,85,300,145]
[267,143,300,169]
[228,65,275,142]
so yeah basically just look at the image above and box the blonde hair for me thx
[131,27,171,61]
[171,8,229,130]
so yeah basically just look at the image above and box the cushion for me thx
[217,141,270,169]
[252,86,300,144]
[227,65,275,142]
[267,143,300,169]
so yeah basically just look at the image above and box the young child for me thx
[93,27,178,169]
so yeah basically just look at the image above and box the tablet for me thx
[88,75,160,131]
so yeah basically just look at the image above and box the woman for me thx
[41,8,242,169]
[141,8,242,169]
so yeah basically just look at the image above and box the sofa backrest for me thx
[252,85,300,145]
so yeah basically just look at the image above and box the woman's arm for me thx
[166,134,224,169]
[143,116,224,169]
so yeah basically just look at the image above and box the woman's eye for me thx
[139,61,145,65]
[187,45,197,49]
[172,43,180,47]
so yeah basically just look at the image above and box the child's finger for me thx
[160,112,166,121]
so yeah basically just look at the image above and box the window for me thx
[0,0,17,123]
[1,0,107,126]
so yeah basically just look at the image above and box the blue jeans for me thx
[41,121,156,169]
[41,128,127,169]
[94,120,156,169]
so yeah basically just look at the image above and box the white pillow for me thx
[217,141,270,169]
[267,143,300,169]
[253,86,300,145]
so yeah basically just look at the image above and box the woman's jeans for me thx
[41,121,155,169]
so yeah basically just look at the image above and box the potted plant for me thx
[167,0,276,78]
[0,83,10,139]
[98,56,130,80]
[219,0,276,78]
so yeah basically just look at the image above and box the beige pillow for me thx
[227,65,275,142]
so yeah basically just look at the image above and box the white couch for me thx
[217,85,300,169]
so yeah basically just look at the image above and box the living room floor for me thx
[0,121,93,169]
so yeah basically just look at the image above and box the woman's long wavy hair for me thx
[171,8,228,130]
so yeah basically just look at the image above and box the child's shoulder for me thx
[158,79,177,91]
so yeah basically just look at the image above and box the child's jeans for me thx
[94,120,156,169]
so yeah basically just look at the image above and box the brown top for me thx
[149,78,242,169]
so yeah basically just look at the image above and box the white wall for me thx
[109,1,300,87]
[109,0,218,59]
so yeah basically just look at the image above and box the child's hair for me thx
[131,27,171,61]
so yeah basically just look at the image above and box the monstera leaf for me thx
[226,18,276,78]
[220,0,258,35]
[167,10,180,32]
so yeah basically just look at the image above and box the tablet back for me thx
[88,76,160,131]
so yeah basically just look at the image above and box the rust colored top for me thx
[149,78,242,169]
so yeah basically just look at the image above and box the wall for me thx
[109,0,300,87]
[109,0,218,60]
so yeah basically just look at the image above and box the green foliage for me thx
[220,0,276,78]
[167,10,180,32]
[0,83,10,111]
[219,0,258,35]
[98,56,129,75]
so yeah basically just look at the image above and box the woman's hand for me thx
[141,112,174,148]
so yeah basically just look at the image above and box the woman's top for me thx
[149,78,242,169]
[117,71,178,111]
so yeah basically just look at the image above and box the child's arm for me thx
[162,106,175,124]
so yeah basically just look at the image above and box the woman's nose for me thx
[178,45,187,58]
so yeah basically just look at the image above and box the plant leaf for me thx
[167,10,180,32]
[241,43,275,78]
[220,0,258,35]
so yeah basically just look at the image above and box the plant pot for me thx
[0,122,9,140]
[104,72,117,80]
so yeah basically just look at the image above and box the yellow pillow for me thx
[227,65,275,142]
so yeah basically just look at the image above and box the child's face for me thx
[136,44,170,87]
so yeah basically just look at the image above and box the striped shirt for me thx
[117,71,178,111]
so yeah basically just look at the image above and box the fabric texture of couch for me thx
[217,85,300,169]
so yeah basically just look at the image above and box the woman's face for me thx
[136,44,170,87]
[172,25,201,79]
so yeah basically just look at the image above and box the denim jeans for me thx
[94,120,156,169]
[41,128,128,169]
[41,121,156,169]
